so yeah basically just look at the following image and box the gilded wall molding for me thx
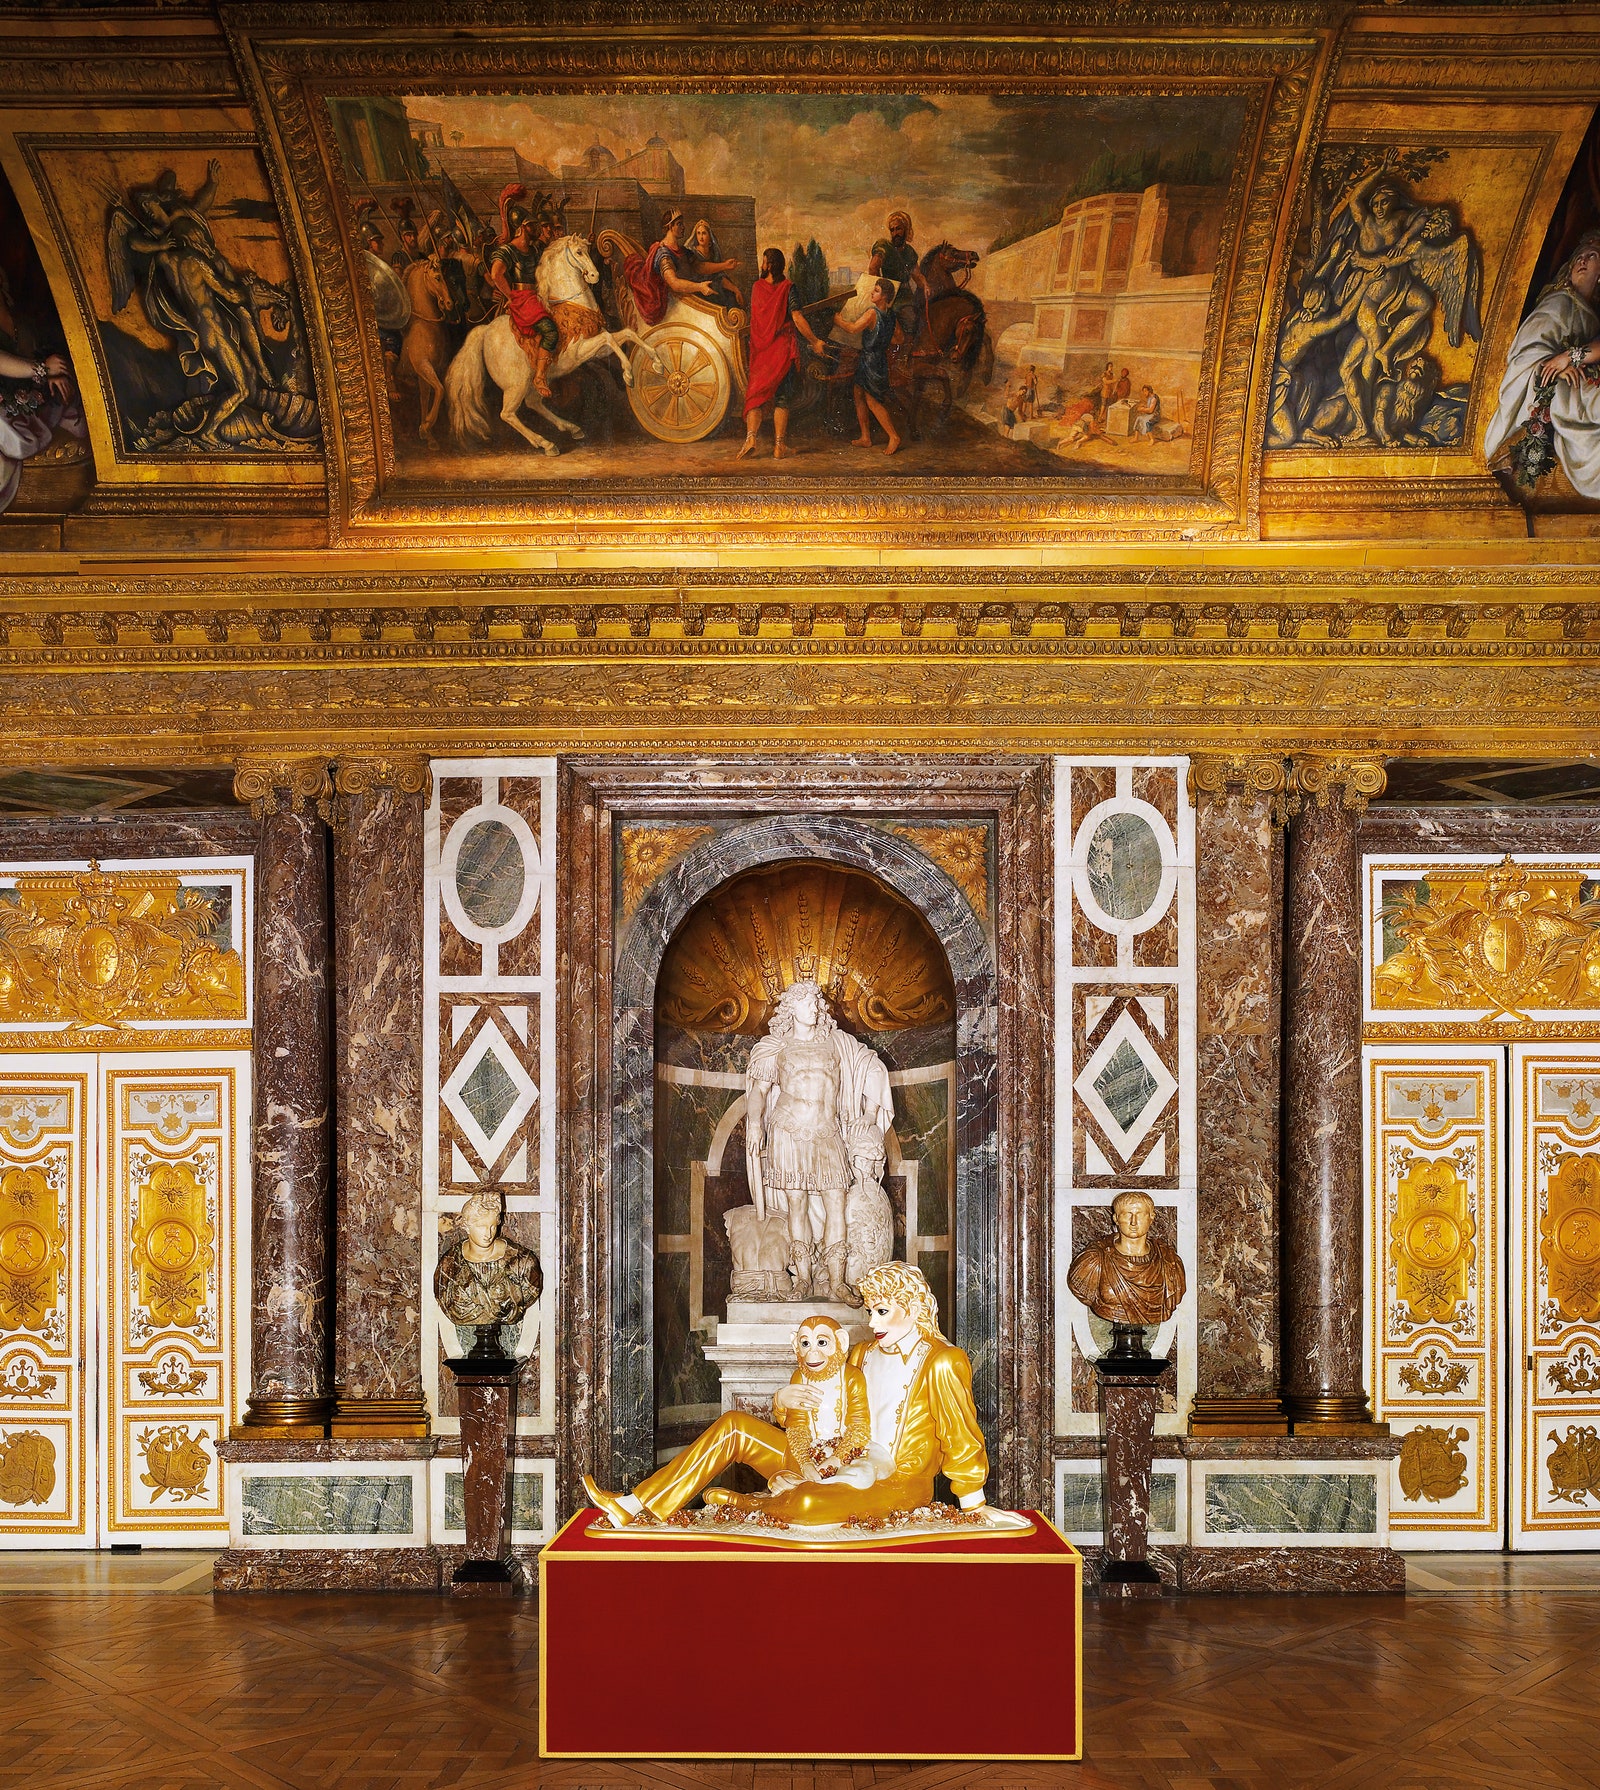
[1187,752,1294,824]
[0,643,1594,757]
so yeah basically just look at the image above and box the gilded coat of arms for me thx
[0,863,244,1026]
[1391,1158,1475,1326]
[1539,1153,1600,1324]
[1376,857,1600,1019]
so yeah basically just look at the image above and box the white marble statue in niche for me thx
[729,979,894,1305]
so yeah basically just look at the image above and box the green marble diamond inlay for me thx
[1093,1039,1159,1131]
[459,1048,520,1139]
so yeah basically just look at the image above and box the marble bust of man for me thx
[433,1189,543,1358]
[1067,1189,1186,1329]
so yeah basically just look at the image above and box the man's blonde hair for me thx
[856,1261,945,1343]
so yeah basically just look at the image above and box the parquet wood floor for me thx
[0,1556,1594,1789]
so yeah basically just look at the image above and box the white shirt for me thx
[862,1336,925,1453]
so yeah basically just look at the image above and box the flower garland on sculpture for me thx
[1512,335,1600,488]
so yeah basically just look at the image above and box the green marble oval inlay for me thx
[1086,812,1163,922]
[456,819,524,929]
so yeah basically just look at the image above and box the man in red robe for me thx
[738,247,829,459]
[623,210,717,327]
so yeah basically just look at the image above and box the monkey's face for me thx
[797,1321,844,1376]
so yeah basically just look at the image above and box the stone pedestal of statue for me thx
[704,1301,872,1415]
[444,1348,527,1598]
[1094,1332,1169,1600]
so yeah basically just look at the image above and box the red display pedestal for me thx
[539,1509,1082,1761]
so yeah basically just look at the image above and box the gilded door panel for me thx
[1511,1046,1600,1550]
[1367,1047,1503,1548]
[0,1060,95,1547]
[99,1055,248,1545]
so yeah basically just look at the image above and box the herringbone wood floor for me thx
[0,1557,1593,1788]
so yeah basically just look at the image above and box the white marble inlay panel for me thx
[1054,759,1197,1437]
[423,761,557,1439]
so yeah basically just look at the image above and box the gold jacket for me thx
[843,1337,989,1509]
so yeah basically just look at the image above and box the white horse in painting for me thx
[443,234,658,455]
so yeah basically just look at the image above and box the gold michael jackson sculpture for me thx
[582,1262,990,1526]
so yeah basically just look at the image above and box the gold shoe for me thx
[702,1486,738,1508]
[581,1473,637,1529]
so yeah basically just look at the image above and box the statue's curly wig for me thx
[767,978,839,1041]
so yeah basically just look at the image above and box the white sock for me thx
[619,1493,644,1516]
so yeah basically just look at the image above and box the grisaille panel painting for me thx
[329,91,1248,483]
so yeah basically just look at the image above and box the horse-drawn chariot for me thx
[598,229,750,443]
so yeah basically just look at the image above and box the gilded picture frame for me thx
[225,3,1339,548]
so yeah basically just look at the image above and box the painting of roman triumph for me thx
[329,90,1247,481]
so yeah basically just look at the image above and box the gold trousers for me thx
[634,1412,786,1519]
[633,1410,937,1524]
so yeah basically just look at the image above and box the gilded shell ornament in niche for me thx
[658,860,954,1036]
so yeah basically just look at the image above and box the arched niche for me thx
[609,815,997,1489]
[652,858,959,1458]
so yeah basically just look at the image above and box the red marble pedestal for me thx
[1095,1352,1170,1599]
[444,1355,526,1597]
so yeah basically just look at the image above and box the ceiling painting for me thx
[16,137,320,465]
[228,8,1333,546]
[0,6,1590,551]
[0,160,84,517]
[332,90,1248,488]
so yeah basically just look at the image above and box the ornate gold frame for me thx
[224,2,1339,547]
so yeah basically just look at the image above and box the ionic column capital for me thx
[232,757,333,819]
[331,754,433,802]
[1187,753,1294,824]
[1288,754,1387,814]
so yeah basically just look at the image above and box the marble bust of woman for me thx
[433,1189,543,1358]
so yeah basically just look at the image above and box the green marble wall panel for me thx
[1203,1472,1378,1536]
[240,1474,414,1536]
[443,1469,543,1533]
[1059,1469,1179,1536]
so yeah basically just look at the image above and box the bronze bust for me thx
[1067,1190,1186,1344]
[433,1189,543,1360]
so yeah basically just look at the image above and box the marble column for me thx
[1188,755,1289,1435]
[330,755,431,1438]
[1280,756,1387,1433]
[233,761,335,1437]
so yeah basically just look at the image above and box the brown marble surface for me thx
[332,774,427,1419]
[1359,805,1600,855]
[213,1547,442,1592]
[1281,793,1370,1424]
[1195,790,1283,1405]
[0,809,259,862]
[1180,1545,1405,1595]
[1098,1369,1163,1573]
[245,798,333,1426]
[1054,1435,1399,1461]
[218,1438,437,1462]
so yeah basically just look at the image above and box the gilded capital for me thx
[331,755,433,802]
[1187,753,1292,823]
[232,758,333,819]
[1289,755,1388,813]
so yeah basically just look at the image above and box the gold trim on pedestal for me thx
[1187,1395,1290,1437]
[1284,1392,1389,1437]
[232,1397,334,1440]
[329,1397,431,1439]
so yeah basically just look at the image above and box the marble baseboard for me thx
[1181,1545,1405,1595]
[213,1546,443,1592]
[1078,1543,1403,1596]
[219,1438,437,1463]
